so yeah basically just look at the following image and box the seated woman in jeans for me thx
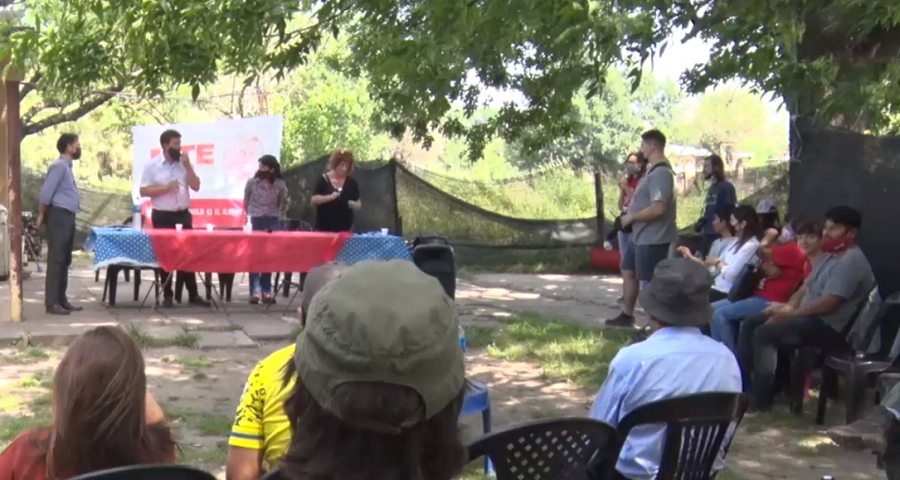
[244,155,288,304]
[709,221,818,352]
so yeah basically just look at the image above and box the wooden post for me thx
[594,169,604,241]
[7,78,21,321]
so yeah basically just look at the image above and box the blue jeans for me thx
[710,296,769,352]
[249,216,281,295]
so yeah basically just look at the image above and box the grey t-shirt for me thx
[627,161,677,245]
[802,246,875,331]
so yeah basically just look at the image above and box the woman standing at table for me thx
[310,148,361,232]
[244,155,288,304]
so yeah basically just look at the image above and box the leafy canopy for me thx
[4,0,900,154]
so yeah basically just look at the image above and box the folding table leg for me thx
[141,272,173,310]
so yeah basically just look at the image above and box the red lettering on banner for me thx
[196,144,214,165]
[149,144,216,164]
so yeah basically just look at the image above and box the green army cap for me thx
[295,259,465,432]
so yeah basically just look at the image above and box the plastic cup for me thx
[381,228,389,235]
[175,223,183,232]
[206,224,214,232]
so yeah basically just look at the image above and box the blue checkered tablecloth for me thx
[334,233,412,263]
[87,227,159,270]
[87,228,412,270]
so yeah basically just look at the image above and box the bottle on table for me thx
[243,216,253,233]
[132,205,142,230]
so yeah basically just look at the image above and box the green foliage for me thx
[3,0,898,158]
[279,47,394,166]
[673,88,788,166]
[507,70,685,171]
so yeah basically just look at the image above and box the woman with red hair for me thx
[310,148,361,232]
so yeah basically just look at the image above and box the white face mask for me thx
[625,163,640,175]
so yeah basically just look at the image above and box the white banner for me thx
[132,115,284,227]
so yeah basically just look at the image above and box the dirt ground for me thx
[0,272,892,480]
[0,341,886,480]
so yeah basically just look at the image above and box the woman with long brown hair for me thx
[0,326,177,480]
[310,148,361,233]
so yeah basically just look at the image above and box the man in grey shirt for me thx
[748,205,875,411]
[37,133,83,315]
[607,129,677,327]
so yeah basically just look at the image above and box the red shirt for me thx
[755,242,809,302]
[622,176,641,209]
[0,429,176,480]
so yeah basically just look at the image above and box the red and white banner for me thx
[131,116,284,227]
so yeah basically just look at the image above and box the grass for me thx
[0,346,51,365]
[179,443,228,471]
[465,313,632,391]
[166,409,233,437]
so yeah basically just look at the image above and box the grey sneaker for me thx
[827,406,894,453]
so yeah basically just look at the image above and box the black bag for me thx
[727,263,762,302]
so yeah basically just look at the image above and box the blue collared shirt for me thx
[38,157,80,213]
[588,327,742,480]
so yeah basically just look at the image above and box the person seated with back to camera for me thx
[226,262,348,480]
[278,259,467,480]
[707,220,815,353]
[588,258,742,480]
[0,327,177,479]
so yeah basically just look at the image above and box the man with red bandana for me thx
[746,205,875,412]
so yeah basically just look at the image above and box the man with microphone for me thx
[139,129,211,308]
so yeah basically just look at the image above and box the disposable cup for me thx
[175,224,183,232]
[206,224,214,232]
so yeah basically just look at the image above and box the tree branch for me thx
[21,85,124,138]
[20,71,41,101]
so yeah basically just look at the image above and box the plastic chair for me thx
[616,392,749,480]
[67,465,216,480]
[784,286,880,415]
[412,242,456,299]
[467,417,618,480]
[816,289,900,425]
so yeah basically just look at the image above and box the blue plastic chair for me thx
[459,334,493,474]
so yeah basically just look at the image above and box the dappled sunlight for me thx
[536,274,572,281]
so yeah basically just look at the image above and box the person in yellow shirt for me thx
[225,263,348,480]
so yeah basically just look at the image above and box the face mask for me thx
[255,170,275,181]
[625,163,640,175]
[822,235,851,253]
[72,147,82,160]
[168,147,181,161]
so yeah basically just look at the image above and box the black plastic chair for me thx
[67,465,216,480]
[784,286,880,415]
[467,417,618,480]
[412,239,456,300]
[616,392,749,480]
[817,289,900,425]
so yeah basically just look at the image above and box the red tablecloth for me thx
[147,230,351,273]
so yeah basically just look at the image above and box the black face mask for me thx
[72,147,82,160]
[255,170,275,181]
[168,147,181,161]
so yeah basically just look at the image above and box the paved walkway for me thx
[0,269,632,346]
[0,269,300,346]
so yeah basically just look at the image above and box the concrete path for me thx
[0,269,300,347]
[0,269,634,346]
